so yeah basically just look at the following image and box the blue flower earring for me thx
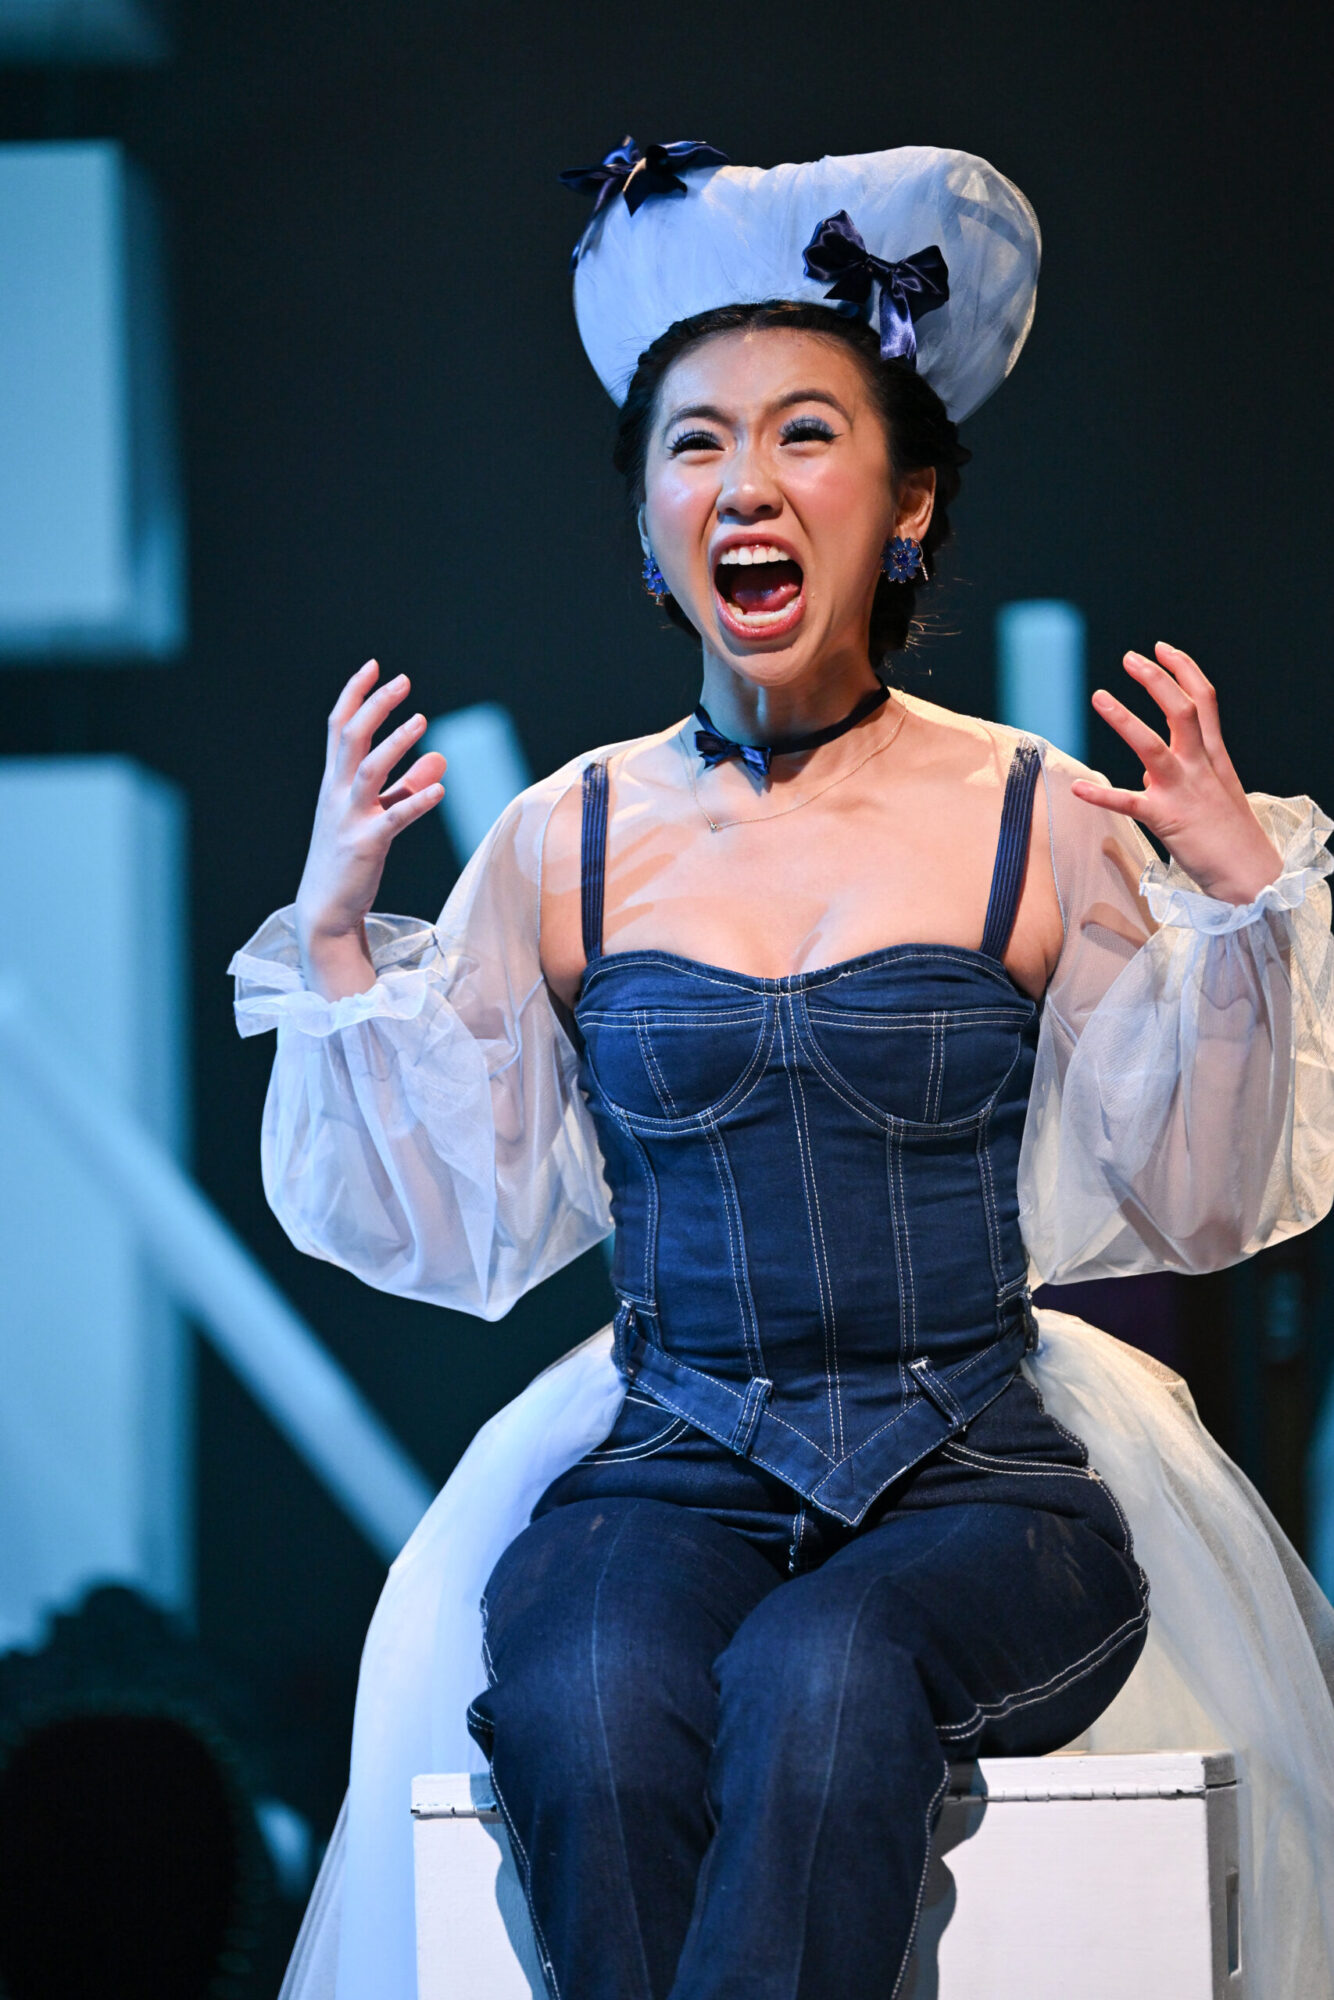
[641,550,669,603]
[881,535,927,583]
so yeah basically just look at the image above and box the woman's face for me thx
[640,327,934,685]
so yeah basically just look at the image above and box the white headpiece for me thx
[565,141,1041,422]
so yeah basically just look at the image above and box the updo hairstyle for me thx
[612,300,971,677]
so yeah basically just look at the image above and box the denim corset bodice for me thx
[571,742,1043,1529]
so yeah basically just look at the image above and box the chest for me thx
[540,739,1063,1013]
[614,819,995,966]
[575,952,1040,1134]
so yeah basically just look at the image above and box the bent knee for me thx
[479,1500,739,1758]
[718,1576,932,1729]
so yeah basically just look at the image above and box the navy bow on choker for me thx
[801,212,949,366]
[693,685,890,777]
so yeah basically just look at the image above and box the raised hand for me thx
[294,659,447,996]
[1069,642,1281,904]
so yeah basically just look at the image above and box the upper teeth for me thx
[717,544,791,567]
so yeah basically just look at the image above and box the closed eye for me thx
[667,428,724,455]
[780,416,836,443]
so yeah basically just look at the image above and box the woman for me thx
[232,145,1334,1998]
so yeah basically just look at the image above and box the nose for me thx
[716,437,781,523]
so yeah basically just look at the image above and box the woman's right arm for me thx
[228,665,613,1320]
[294,657,446,1000]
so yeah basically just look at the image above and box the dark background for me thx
[3,0,1332,1941]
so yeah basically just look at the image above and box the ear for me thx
[892,467,937,545]
[636,503,652,557]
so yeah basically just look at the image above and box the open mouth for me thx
[713,543,806,640]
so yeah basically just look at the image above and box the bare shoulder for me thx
[539,720,689,1008]
[896,690,1018,786]
[540,721,687,884]
[894,690,1050,854]
[896,691,1065,986]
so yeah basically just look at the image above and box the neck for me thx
[696,638,884,746]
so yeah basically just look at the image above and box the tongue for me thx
[734,579,800,613]
[725,560,802,615]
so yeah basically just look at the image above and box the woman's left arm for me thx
[1069,642,1284,902]
[1020,644,1334,1285]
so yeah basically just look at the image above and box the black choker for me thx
[693,684,890,777]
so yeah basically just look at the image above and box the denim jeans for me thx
[467,1372,1150,2000]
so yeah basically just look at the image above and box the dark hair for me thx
[613,300,971,675]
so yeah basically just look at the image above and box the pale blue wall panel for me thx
[0,144,184,661]
[996,600,1088,764]
[426,702,533,864]
[0,758,190,1647]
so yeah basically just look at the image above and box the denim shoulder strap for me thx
[580,758,610,962]
[979,738,1042,962]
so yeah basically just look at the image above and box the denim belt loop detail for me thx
[907,1356,967,1428]
[612,1300,640,1382]
[729,1376,774,1456]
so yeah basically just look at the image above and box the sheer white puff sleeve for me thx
[1020,742,1334,1283]
[226,753,615,1321]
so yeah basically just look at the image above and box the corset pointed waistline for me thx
[613,1301,1038,1528]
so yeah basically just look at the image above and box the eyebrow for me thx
[661,388,853,429]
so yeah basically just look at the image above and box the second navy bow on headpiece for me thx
[802,211,949,365]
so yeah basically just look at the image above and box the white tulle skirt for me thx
[277,1311,1334,2000]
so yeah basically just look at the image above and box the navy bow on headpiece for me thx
[560,136,730,266]
[802,212,949,365]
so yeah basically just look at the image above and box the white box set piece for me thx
[412,1750,1242,2000]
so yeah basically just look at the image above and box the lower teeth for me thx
[728,600,797,625]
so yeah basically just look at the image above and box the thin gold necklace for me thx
[678,696,909,832]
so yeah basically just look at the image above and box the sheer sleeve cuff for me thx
[227,905,445,1040]
[1139,794,1334,937]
